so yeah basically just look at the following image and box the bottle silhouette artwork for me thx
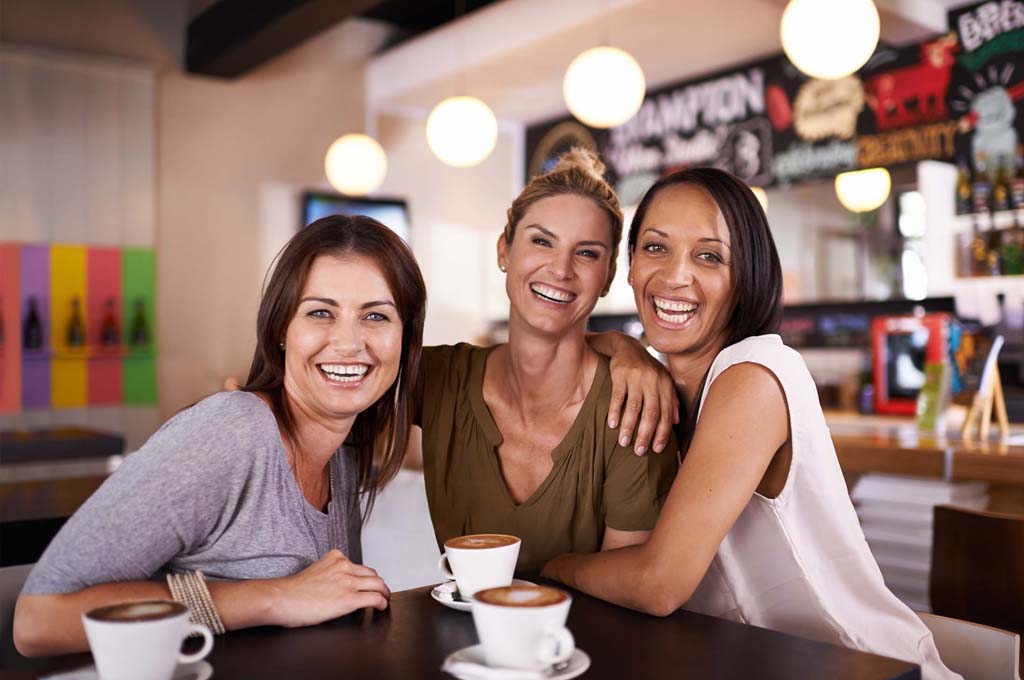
[100,297,120,347]
[66,297,86,348]
[130,297,149,348]
[23,296,43,351]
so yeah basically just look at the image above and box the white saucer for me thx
[442,644,590,680]
[431,579,536,612]
[41,660,213,680]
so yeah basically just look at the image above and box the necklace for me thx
[292,452,339,557]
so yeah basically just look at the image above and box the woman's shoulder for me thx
[145,390,279,460]
[712,335,807,379]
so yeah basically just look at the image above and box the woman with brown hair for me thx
[415,148,679,573]
[14,215,426,656]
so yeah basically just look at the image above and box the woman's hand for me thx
[593,332,679,455]
[268,550,391,628]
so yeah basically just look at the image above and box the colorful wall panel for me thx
[21,245,50,409]
[50,245,88,408]
[87,247,122,405]
[0,244,21,413]
[122,248,156,406]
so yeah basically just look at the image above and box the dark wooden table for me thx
[3,584,920,679]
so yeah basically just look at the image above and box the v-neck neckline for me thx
[467,344,608,509]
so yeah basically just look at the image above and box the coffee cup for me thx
[437,533,520,598]
[82,600,213,680]
[471,585,574,671]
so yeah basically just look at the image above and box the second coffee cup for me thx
[438,533,520,598]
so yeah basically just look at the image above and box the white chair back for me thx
[918,611,1021,680]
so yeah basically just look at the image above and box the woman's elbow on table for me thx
[632,555,698,618]
[13,594,70,657]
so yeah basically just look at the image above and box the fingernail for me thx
[609,418,618,429]
[619,435,629,447]
[654,443,664,453]
[635,445,647,456]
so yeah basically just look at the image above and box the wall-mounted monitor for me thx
[301,192,411,244]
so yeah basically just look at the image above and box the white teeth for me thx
[531,284,576,303]
[653,296,696,312]
[654,306,695,325]
[319,364,370,382]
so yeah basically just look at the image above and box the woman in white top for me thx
[542,168,959,679]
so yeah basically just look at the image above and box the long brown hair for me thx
[504,147,623,294]
[242,215,426,517]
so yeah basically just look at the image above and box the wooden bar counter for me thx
[827,411,1024,512]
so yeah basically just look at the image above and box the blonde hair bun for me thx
[550,146,606,182]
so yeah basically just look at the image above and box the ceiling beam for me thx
[186,0,383,78]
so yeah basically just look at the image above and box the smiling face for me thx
[282,253,403,428]
[629,183,734,358]
[498,193,614,338]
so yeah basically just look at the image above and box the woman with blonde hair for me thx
[414,148,679,572]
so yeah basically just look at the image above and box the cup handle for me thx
[537,625,574,666]
[178,623,213,664]
[438,553,455,580]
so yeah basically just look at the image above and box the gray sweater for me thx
[23,391,362,595]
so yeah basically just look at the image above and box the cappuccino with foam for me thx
[445,534,518,550]
[474,585,568,607]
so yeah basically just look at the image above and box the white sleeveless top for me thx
[684,335,959,680]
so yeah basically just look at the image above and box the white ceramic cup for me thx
[471,585,575,671]
[82,600,213,680]
[437,534,520,598]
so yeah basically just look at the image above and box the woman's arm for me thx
[543,363,789,616]
[14,549,390,656]
[587,331,679,456]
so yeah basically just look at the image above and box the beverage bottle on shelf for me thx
[66,297,85,347]
[1002,217,1024,275]
[972,153,993,214]
[1012,144,1024,210]
[23,296,43,350]
[100,297,119,347]
[986,217,1004,275]
[956,160,972,214]
[993,155,1011,212]
[130,297,149,347]
[970,215,988,276]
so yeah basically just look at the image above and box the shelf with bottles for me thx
[955,148,1024,220]
[954,213,1024,278]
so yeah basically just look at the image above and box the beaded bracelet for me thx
[166,570,226,635]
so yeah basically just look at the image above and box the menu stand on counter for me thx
[961,336,1010,442]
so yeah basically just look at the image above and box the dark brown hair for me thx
[628,168,782,347]
[504,147,623,294]
[242,215,426,517]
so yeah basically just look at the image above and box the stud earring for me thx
[279,342,285,351]
[499,264,507,272]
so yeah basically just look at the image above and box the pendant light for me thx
[324,134,387,196]
[781,0,880,80]
[426,0,498,167]
[835,168,891,213]
[427,95,498,168]
[563,46,646,128]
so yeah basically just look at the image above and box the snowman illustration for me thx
[971,86,1018,168]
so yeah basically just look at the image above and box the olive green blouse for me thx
[416,344,678,574]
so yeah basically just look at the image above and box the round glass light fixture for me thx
[834,167,891,213]
[750,187,769,213]
[426,96,498,168]
[324,134,387,196]
[564,46,646,128]
[781,0,879,80]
